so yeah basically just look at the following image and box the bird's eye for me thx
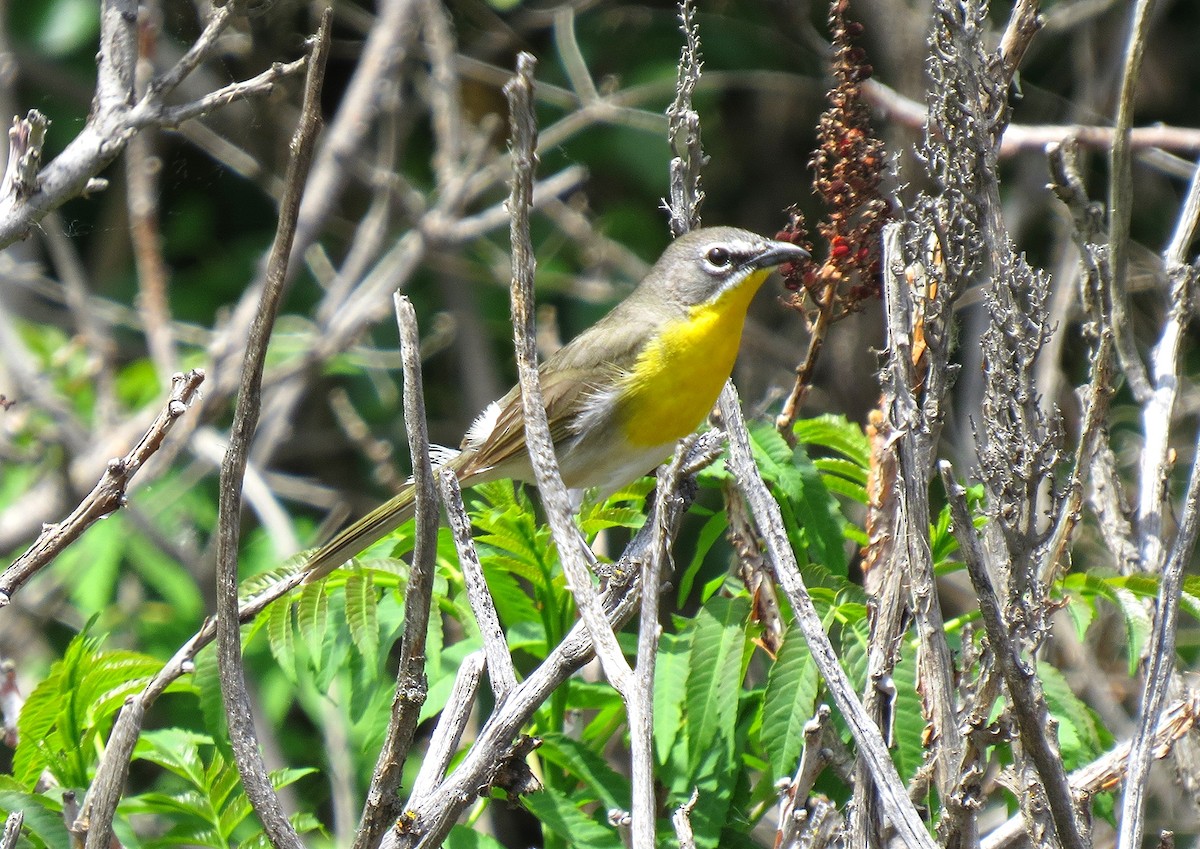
[705,247,732,268]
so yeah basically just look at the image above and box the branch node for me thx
[4,110,50,200]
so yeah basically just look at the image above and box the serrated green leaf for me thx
[891,640,925,784]
[236,812,322,849]
[145,823,224,849]
[793,415,870,467]
[124,788,214,820]
[685,595,750,776]
[654,630,691,770]
[748,422,847,575]
[1089,575,1152,675]
[296,579,329,656]
[1040,663,1111,767]
[191,645,229,747]
[345,570,381,670]
[13,628,147,788]
[445,825,509,849]
[266,597,296,680]
[761,627,820,777]
[677,510,728,605]
[816,470,868,505]
[133,729,213,786]
[578,506,646,536]
[538,733,630,811]
[0,788,70,849]
[812,456,868,489]
[522,787,621,849]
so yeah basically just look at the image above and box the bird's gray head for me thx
[646,226,811,309]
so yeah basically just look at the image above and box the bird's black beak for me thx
[750,240,811,270]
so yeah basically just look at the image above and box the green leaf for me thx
[1039,663,1111,768]
[653,630,692,770]
[793,415,870,467]
[0,785,70,849]
[891,640,925,784]
[685,595,750,776]
[14,628,161,789]
[537,733,630,811]
[345,570,381,670]
[297,579,330,661]
[761,627,820,777]
[57,518,125,616]
[445,825,509,849]
[812,456,868,490]
[134,729,213,787]
[748,422,847,575]
[1070,574,1152,676]
[266,598,297,680]
[522,787,622,849]
[676,510,728,605]
[235,812,321,849]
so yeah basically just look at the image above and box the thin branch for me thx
[0,368,204,605]
[994,0,1043,88]
[212,15,329,849]
[0,0,299,248]
[408,651,486,802]
[0,812,20,849]
[663,0,704,237]
[670,789,699,849]
[2,110,48,199]
[291,0,421,264]
[1118,426,1200,849]
[73,561,307,846]
[504,52,634,700]
[1136,157,1200,573]
[389,438,708,849]
[440,471,518,702]
[863,78,1200,159]
[554,7,599,104]
[149,57,309,128]
[127,14,178,382]
[1107,0,1158,402]
[939,461,1087,849]
[351,295,442,849]
[880,223,967,845]
[717,382,937,849]
[146,1,238,98]
[983,693,1200,849]
[630,441,694,849]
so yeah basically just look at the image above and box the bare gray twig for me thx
[0,812,21,849]
[663,0,705,237]
[0,368,204,606]
[212,15,329,849]
[940,461,1086,849]
[441,471,518,702]
[351,294,441,849]
[1118,427,1200,849]
[504,52,634,704]
[717,382,937,849]
[1107,0,1158,402]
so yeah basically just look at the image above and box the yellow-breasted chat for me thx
[303,226,809,582]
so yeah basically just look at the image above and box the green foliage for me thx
[123,729,319,848]
[13,625,189,790]
[0,781,71,849]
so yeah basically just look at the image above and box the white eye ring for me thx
[704,246,733,271]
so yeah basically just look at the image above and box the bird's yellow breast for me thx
[617,269,769,447]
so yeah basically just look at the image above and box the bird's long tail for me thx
[302,451,471,583]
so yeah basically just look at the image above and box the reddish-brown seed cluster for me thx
[781,0,890,320]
